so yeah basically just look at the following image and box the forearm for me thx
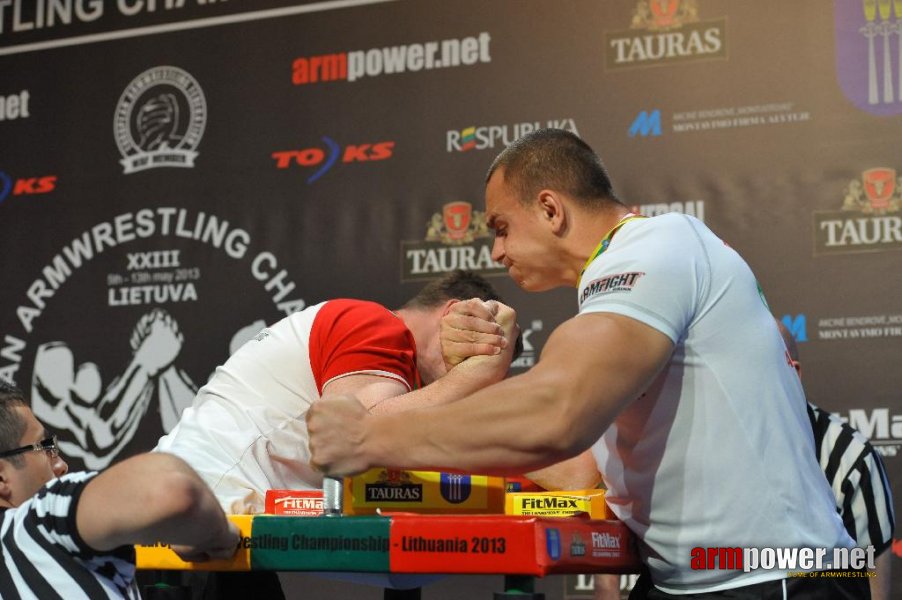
[364,370,593,475]
[369,354,509,415]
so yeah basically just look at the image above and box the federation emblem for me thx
[834,0,902,116]
[114,66,207,173]
[439,473,472,504]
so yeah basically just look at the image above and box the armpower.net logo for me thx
[292,32,491,85]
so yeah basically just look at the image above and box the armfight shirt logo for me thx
[580,272,645,305]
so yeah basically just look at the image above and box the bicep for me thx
[322,373,410,412]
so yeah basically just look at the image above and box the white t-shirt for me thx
[155,299,419,514]
[578,213,852,594]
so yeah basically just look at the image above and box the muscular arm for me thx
[324,362,514,415]
[76,453,238,559]
[308,312,674,476]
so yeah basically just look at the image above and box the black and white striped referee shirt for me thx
[0,471,140,599]
[809,403,896,553]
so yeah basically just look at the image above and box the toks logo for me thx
[813,167,902,255]
[605,0,726,70]
[401,201,505,281]
[0,171,57,205]
[271,137,394,184]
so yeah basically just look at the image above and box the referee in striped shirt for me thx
[779,323,896,600]
[0,381,240,599]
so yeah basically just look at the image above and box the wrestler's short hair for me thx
[486,128,621,209]
[0,381,28,467]
[403,270,503,310]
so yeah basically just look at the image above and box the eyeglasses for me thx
[0,435,59,460]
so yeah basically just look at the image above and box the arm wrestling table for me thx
[136,512,640,599]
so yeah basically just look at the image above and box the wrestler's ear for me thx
[440,299,459,317]
[537,190,566,234]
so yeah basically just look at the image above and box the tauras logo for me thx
[605,0,726,70]
[401,201,505,282]
[813,167,902,255]
[365,484,423,502]
[592,531,622,550]
[365,468,423,502]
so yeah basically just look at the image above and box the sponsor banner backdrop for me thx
[1,1,900,598]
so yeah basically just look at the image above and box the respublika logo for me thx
[834,0,902,116]
[605,0,727,70]
[114,66,207,174]
[292,32,491,85]
[813,167,902,255]
[271,137,394,184]
[446,118,578,152]
[401,201,506,282]
[0,90,30,121]
[629,109,662,137]
[0,171,57,205]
